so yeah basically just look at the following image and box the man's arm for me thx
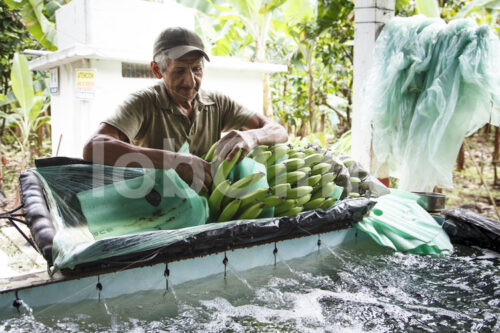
[83,123,212,192]
[214,113,288,162]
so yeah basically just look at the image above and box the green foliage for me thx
[0,53,50,165]
[415,0,441,17]
[0,2,38,100]
[455,0,500,17]
[180,0,314,60]
[4,0,62,51]
[330,130,351,155]
[454,0,500,34]
[269,0,354,137]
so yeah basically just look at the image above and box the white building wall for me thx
[49,59,272,158]
[32,0,286,158]
[56,0,195,53]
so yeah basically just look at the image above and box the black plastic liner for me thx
[20,157,376,275]
[62,198,375,275]
[19,170,55,265]
[442,209,500,252]
[34,156,92,168]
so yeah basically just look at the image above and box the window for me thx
[121,62,155,78]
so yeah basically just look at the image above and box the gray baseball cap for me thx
[153,27,210,61]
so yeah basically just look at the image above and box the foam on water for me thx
[0,240,498,332]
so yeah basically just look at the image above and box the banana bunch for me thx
[290,142,388,198]
[201,140,376,222]
[252,143,340,217]
[203,141,271,222]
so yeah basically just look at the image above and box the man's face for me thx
[161,52,204,106]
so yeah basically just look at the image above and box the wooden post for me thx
[351,0,395,174]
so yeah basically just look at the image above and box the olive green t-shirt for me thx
[104,83,256,157]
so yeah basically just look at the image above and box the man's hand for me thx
[214,130,257,163]
[174,153,213,193]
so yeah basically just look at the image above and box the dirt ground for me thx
[0,133,498,276]
[443,133,500,220]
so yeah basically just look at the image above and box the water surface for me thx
[1,240,498,332]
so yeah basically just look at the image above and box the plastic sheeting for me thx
[31,164,209,269]
[441,208,500,252]
[366,16,500,191]
[356,189,452,255]
[20,159,376,272]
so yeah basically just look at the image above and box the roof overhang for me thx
[28,44,287,74]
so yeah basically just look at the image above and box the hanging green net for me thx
[366,16,500,191]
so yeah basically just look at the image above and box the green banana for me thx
[270,143,288,151]
[204,141,218,162]
[342,158,355,168]
[311,162,331,176]
[303,198,326,210]
[282,158,305,172]
[286,185,313,199]
[208,179,231,217]
[217,199,241,222]
[350,177,361,184]
[321,172,336,184]
[266,145,289,166]
[286,171,307,184]
[320,197,336,210]
[275,199,297,216]
[212,150,242,189]
[296,166,311,175]
[271,183,291,197]
[301,174,322,187]
[277,206,303,217]
[311,173,335,192]
[296,194,312,206]
[268,171,289,187]
[303,153,324,167]
[267,163,286,180]
[250,145,269,158]
[288,151,306,159]
[311,182,336,200]
[221,193,233,208]
[254,150,272,164]
[236,202,265,220]
[303,147,317,155]
[348,192,360,198]
[238,187,270,212]
[226,172,265,198]
[263,195,284,209]
[335,173,348,185]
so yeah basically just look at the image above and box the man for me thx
[83,27,288,192]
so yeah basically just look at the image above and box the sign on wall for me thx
[75,68,96,100]
[49,67,59,95]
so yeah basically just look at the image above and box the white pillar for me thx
[351,0,395,173]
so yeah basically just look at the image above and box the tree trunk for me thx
[494,126,499,185]
[262,73,272,118]
[346,82,353,127]
[296,120,306,137]
[283,73,288,98]
[0,80,8,143]
[282,73,289,132]
[484,124,490,139]
[255,17,272,119]
[307,68,315,134]
[457,143,465,170]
